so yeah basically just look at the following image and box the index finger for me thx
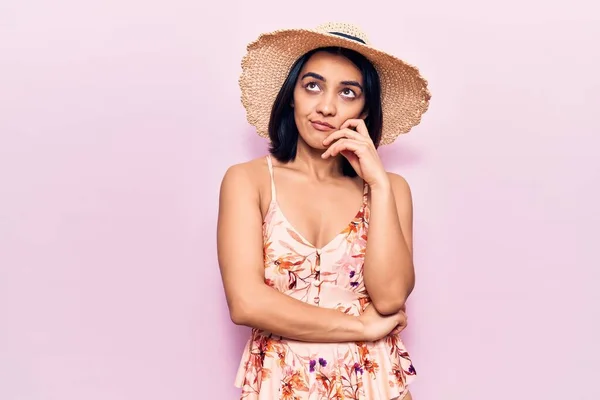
[340,118,369,137]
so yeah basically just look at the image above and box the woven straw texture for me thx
[239,22,431,146]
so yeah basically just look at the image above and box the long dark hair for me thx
[267,46,383,177]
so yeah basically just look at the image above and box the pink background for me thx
[1,1,599,399]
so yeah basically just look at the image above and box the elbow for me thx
[229,307,248,325]
[369,278,414,316]
[228,296,255,326]
[226,282,268,326]
[371,298,406,316]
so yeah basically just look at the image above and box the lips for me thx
[310,121,335,131]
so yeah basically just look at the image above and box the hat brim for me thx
[239,28,431,145]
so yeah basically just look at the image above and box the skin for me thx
[217,51,415,363]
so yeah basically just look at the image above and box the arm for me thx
[217,163,369,343]
[363,172,415,316]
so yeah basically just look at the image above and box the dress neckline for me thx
[264,155,369,252]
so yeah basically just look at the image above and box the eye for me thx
[341,88,357,98]
[305,82,321,92]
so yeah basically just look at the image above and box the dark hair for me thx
[267,46,383,177]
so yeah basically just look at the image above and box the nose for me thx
[316,92,336,116]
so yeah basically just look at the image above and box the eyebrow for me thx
[341,80,363,91]
[301,72,325,81]
[300,72,364,91]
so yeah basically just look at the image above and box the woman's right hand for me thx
[358,304,407,341]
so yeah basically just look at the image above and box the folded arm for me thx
[217,163,369,343]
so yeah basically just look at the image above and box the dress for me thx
[234,155,417,399]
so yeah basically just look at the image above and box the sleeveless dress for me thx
[234,155,417,400]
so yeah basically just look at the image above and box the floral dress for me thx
[234,155,417,399]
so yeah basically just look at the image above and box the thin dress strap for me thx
[362,180,369,205]
[266,155,277,202]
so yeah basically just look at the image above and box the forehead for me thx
[300,51,363,82]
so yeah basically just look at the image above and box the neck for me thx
[292,137,344,180]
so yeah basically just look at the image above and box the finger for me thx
[322,128,366,146]
[340,119,369,137]
[392,315,408,334]
[391,324,406,335]
[397,311,407,325]
[322,139,363,159]
[322,129,360,146]
[391,321,406,335]
[325,139,359,158]
[323,139,352,159]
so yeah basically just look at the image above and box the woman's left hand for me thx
[322,118,389,187]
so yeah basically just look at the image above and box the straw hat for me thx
[239,22,431,146]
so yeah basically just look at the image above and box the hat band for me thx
[328,31,366,44]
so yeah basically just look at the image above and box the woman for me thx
[217,22,431,400]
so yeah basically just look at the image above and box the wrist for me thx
[347,315,368,341]
[368,179,392,194]
[354,316,374,342]
[367,174,391,192]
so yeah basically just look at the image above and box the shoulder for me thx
[221,156,266,181]
[219,156,269,200]
[386,172,412,200]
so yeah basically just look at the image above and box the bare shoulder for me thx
[219,156,270,204]
[221,157,265,183]
[386,171,413,201]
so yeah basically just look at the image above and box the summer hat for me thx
[239,22,431,146]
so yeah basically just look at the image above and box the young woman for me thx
[217,22,431,400]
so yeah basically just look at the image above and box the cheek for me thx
[338,101,365,120]
[292,91,314,115]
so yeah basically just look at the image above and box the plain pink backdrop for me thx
[1,1,599,399]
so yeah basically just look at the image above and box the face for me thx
[292,51,367,149]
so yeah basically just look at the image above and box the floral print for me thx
[234,156,416,399]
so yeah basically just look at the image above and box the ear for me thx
[359,109,369,120]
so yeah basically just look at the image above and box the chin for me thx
[309,136,329,150]
[298,130,326,150]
